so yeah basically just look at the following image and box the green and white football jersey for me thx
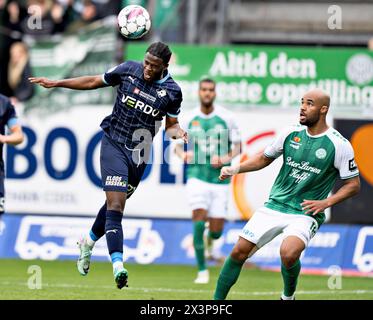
[264,124,359,227]
[180,106,241,185]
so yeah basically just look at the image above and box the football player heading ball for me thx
[29,42,187,289]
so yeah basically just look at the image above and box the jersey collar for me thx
[198,106,217,119]
[155,70,170,84]
[305,126,331,138]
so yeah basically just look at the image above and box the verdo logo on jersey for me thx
[121,94,160,117]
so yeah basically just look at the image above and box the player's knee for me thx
[231,247,248,262]
[107,201,124,213]
[192,209,207,221]
[231,240,253,262]
[209,230,223,239]
[280,248,300,268]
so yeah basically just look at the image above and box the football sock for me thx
[89,202,107,244]
[214,255,244,300]
[111,252,124,272]
[281,259,301,298]
[208,230,224,259]
[208,230,223,240]
[105,210,124,265]
[193,221,206,271]
[86,230,98,248]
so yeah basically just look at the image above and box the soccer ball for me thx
[117,5,151,39]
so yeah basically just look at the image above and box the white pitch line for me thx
[0,281,373,297]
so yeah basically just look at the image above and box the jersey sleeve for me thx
[102,63,127,87]
[166,89,182,118]
[264,126,294,159]
[334,141,359,180]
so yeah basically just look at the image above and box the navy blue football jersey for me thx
[0,94,19,176]
[100,60,182,149]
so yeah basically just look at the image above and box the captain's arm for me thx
[302,176,360,216]
[325,176,360,207]
[320,140,361,208]
[302,141,361,216]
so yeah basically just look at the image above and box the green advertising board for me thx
[127,44,373,113]
[25,22,117,113]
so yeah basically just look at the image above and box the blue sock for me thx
[90,202,107,240]
[105,210,123,256]
[89,230,99,242]
[111,252,123,264]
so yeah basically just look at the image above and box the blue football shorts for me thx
[100,133,148,198]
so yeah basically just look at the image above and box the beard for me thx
[300,113,320,127]
[201,99,214,108]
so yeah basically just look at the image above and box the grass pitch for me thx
[0,259,372,300]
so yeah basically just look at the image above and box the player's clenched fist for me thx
[219,165,239,181]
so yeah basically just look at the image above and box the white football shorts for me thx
[186,178,229,218]
[240,206,318,248]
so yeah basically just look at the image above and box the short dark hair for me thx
[199,78,216,88]
[146,42,172,64]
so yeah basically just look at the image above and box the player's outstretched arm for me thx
[302,176,360,216]
[219,150,274,181]
[29,75,107,90]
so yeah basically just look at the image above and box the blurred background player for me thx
[8,41,34,104]
[29,41,187,289]
[0,94,24,229]
[175,78,241,284]
[214,89,360,300]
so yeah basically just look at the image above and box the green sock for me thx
[193,221,206,271]
[208,230,223,240]
[214,256,244,300]
[281,260,301,297]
